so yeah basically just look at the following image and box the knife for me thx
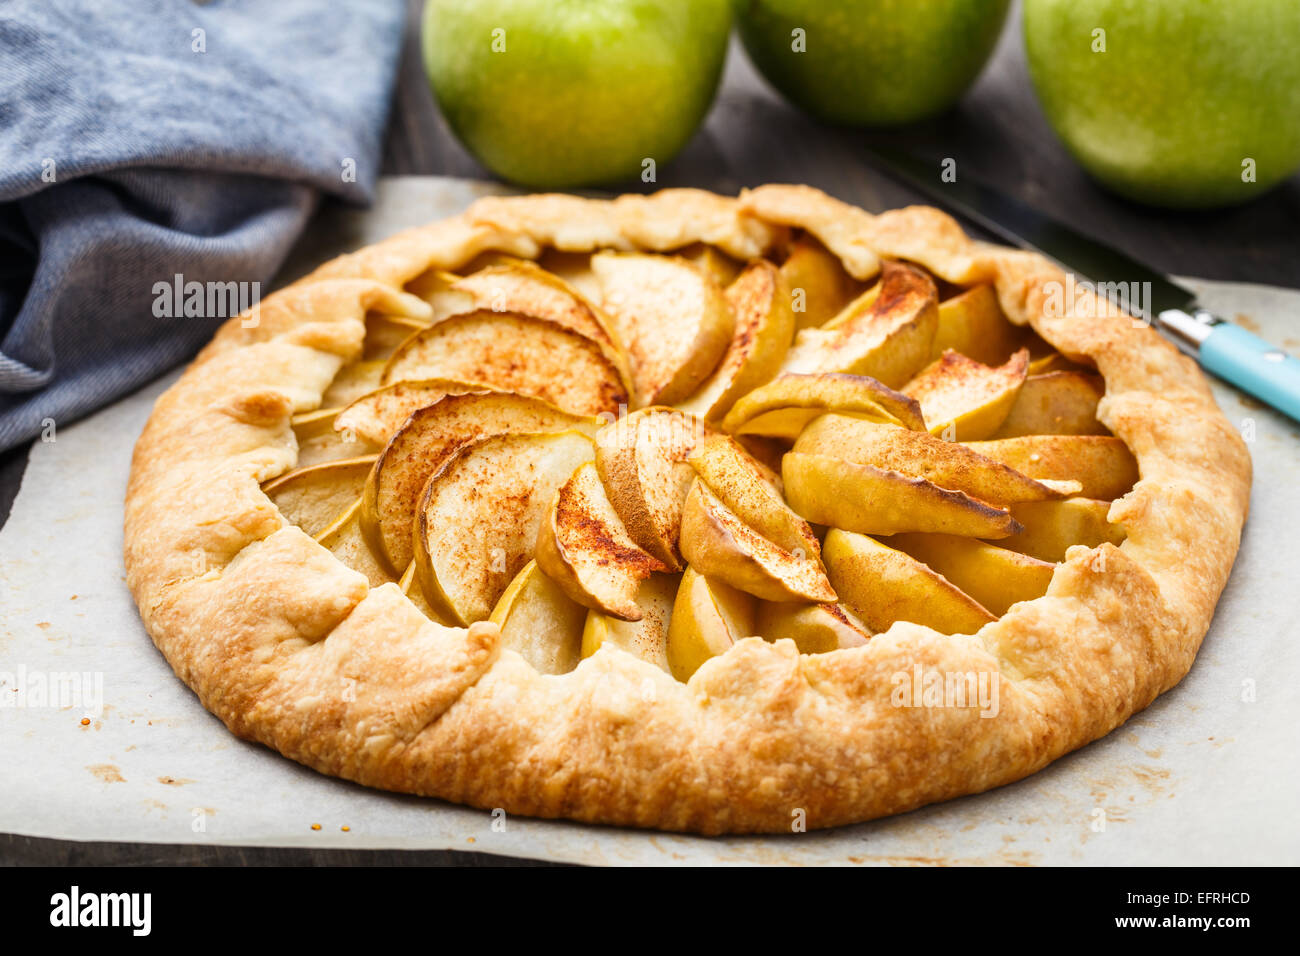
[864,145,1300,423]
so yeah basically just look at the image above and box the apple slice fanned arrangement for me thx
[262,240,1137,682]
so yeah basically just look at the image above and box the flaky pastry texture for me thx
[124,186,1250,834]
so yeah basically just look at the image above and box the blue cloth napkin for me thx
[0,0,407,452]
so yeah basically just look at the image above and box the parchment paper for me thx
[2,177,1297,865]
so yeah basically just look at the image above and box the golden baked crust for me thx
[124,186,1250,834]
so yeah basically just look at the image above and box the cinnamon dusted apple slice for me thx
[778,233,860,331]
[794,415,1080,505]
[489,560,587,675]
[819,281,881,332]
[380,310,628,417]
[450,259,633,389]
[902,348,1030,441]
[991,371,1108,438]
[823,529,995,636]
[581,573,680,674]
[262,456,378,537]
[680,479,836,603]
[678,259,795,421]
[665,566,756,681]
[536,462,668,621]
[931,283,1025,365]
[720,372,925,440]
[780,261,939,388]
[334,378,493,447]
[362,392,600,574]
[782,451,1021,539]
[594,407,718,571]
[995,498,1126,563]
[689,436,824,566]
[413,430,596,625]
[754,601,871,654]
[886,533,1056,616]
[591,251,733,405]
[964,435,1139,500]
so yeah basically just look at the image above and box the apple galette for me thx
[125,186,1250,834]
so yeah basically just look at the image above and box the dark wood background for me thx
[3,0,1296,867]
[383,2,1300,285]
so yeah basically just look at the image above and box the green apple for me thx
[422,0,732,189]
[1025,0,1300,208]
[735,0,1011,126]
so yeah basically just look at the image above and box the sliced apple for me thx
[931,283,1025,365]
[448,250,523,276]
[886,532,1055,616]
[794,415,1079,505]
[689,436,823,564]
[991,371,1107,438]
[903,348,1029,440]
[678,260,795,421]
[819,280,881,331]
[964,435,1139,500]
[679,479,836,602]
[291,408,376,467]
[403,268,475,317]
[314,498,395,589]
[779,233,860,331]
[996,498,1126,563]
[322,359,384,407]
[262,456,378,537]
[782,451,1021,539]
[380,310,628,417]
[665,566,756,681]
[362,392,599,574]
[535,462,668,621]
[489,559,587,675]
[823,529,995,636]
[364,313,431,361]
[720,372,926,439]
[736,435,787,480]
[779,261,938,388]
[1027,351,1090,375]
[535,249,603,302]
[398,559,455,626]
[413,430,596,625]
[593,407,718,571]
[450,260,632,388]
[678,242,744,288]
[591,252,733,405]
[334,378,492,447]
[754,601,871,654]
[580,573,680,674]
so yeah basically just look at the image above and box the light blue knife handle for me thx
[1198,323,1300,422]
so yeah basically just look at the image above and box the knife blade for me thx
[864,144,1300,422]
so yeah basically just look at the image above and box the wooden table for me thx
[383,1,1300,286]
[4,0,1296,866]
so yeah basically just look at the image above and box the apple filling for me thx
[262,234,1137,681]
